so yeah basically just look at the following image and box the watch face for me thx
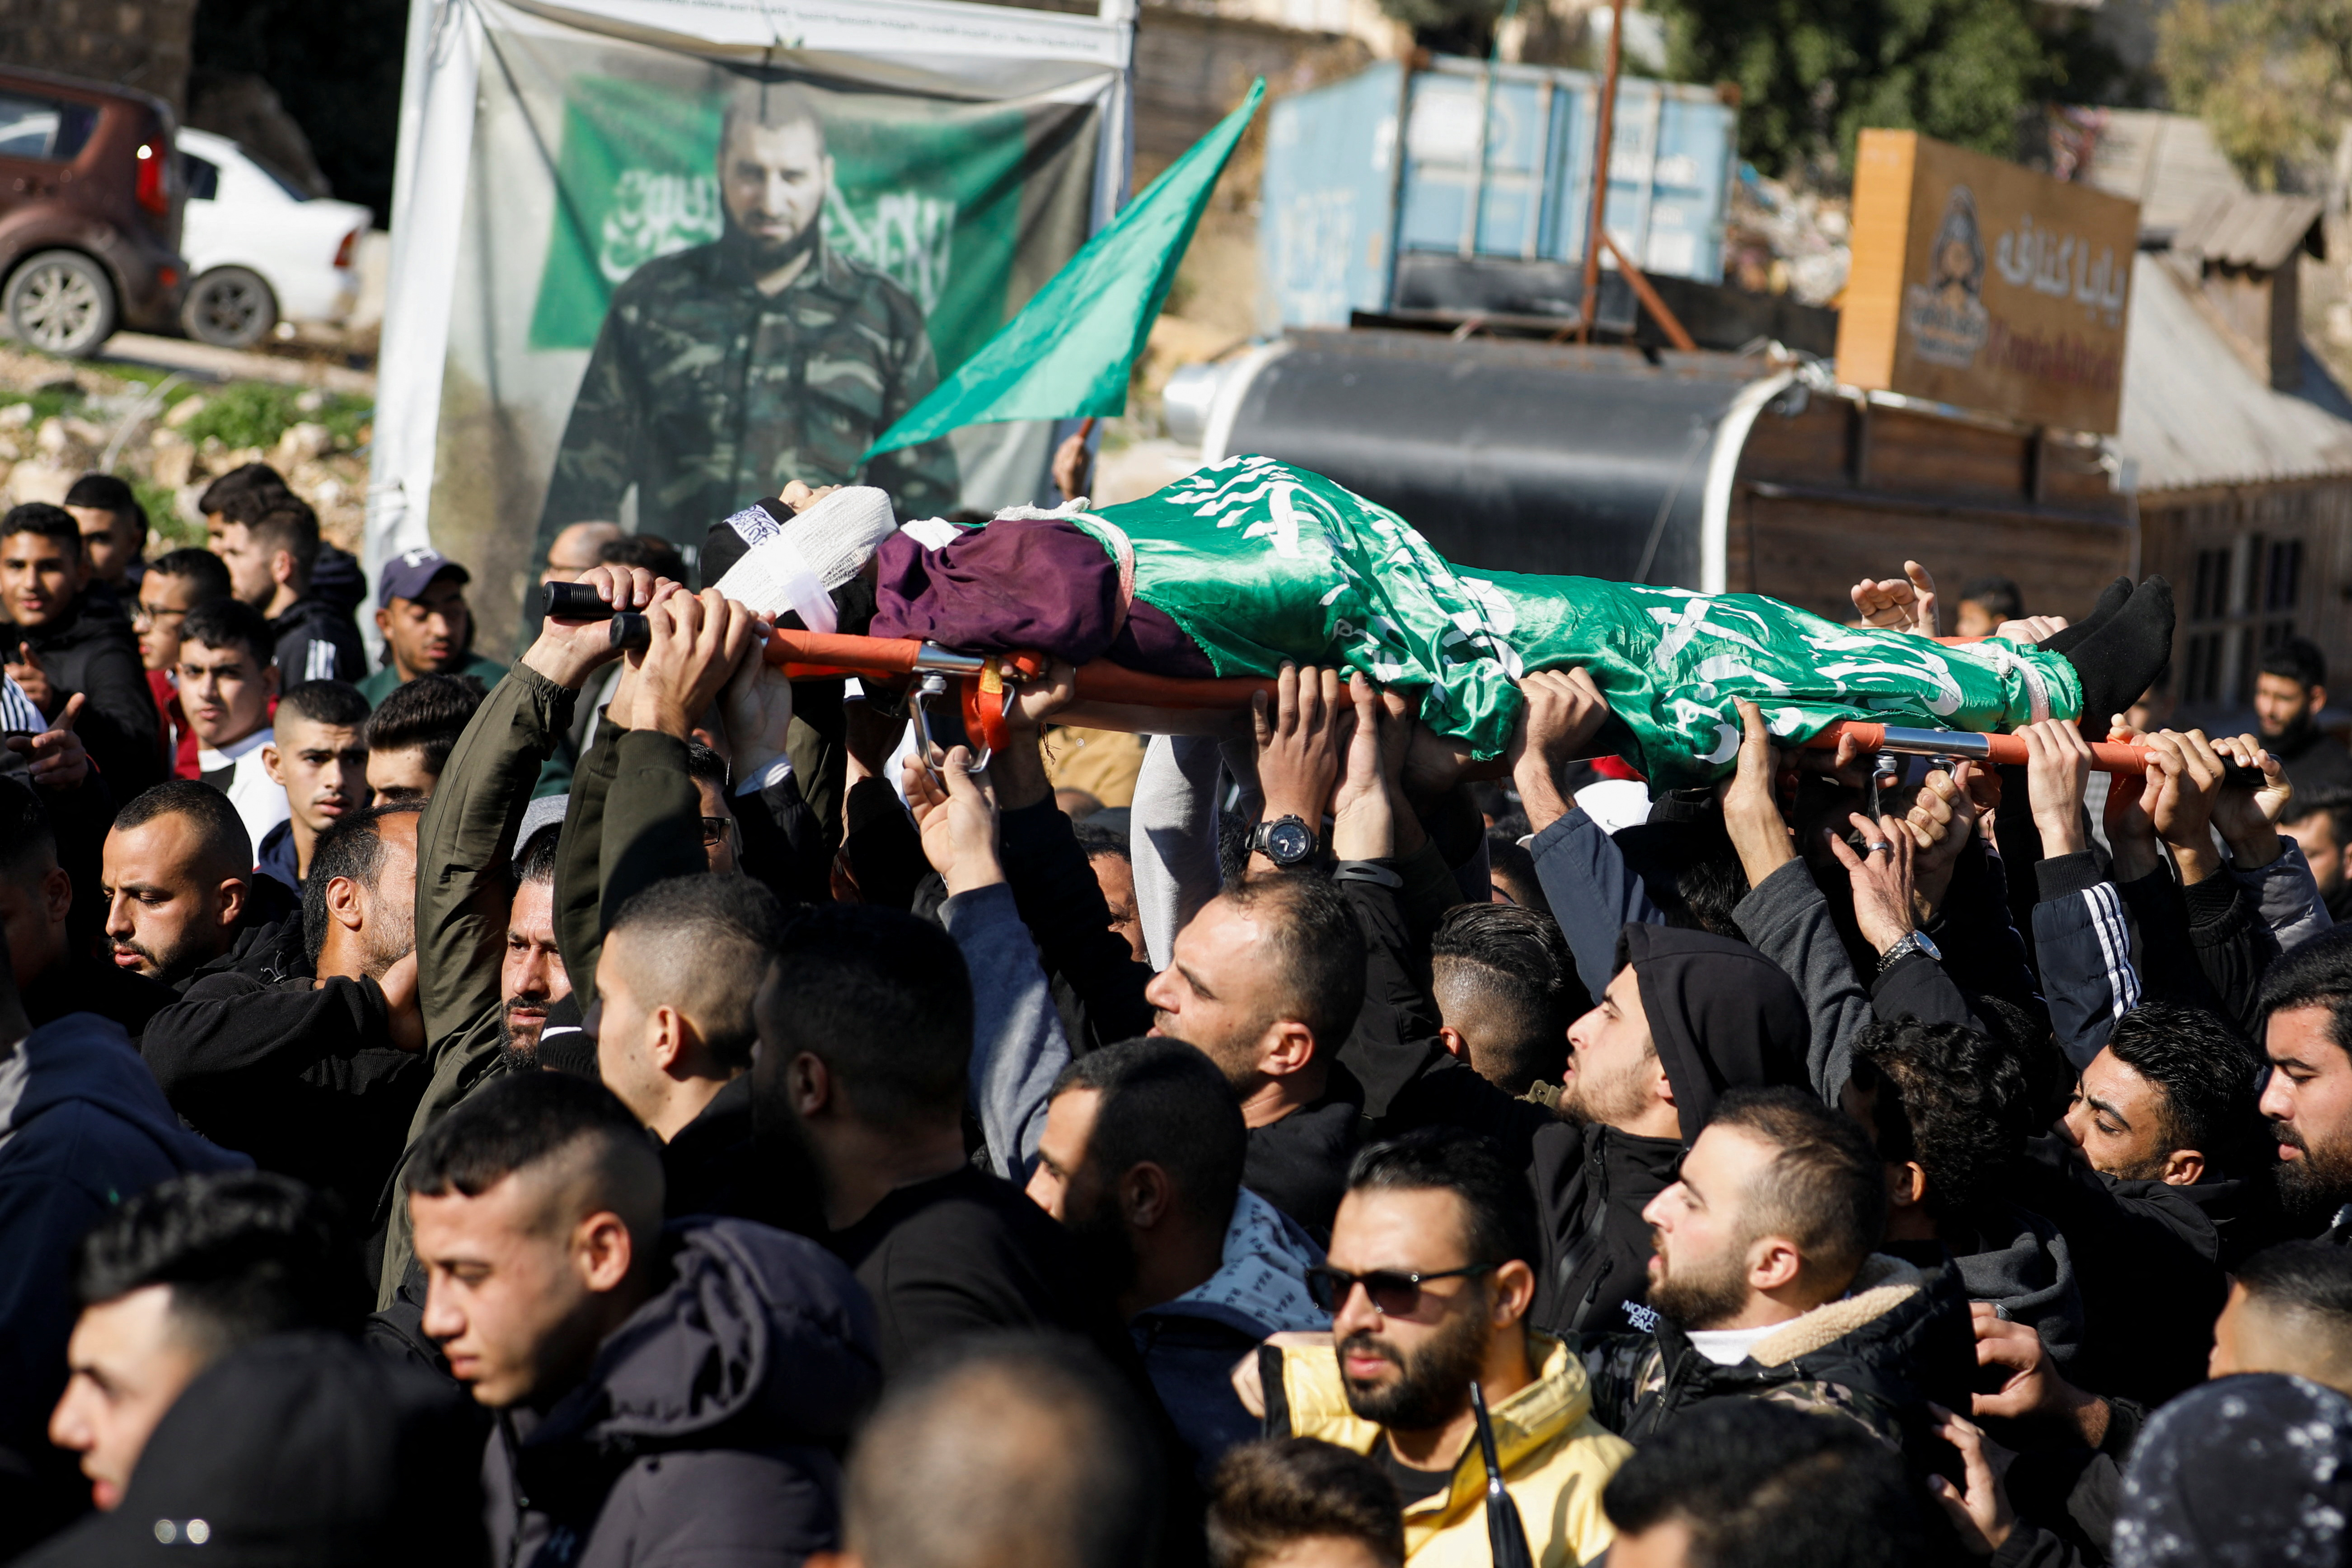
[1265,819,1315,864]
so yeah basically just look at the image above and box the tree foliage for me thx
[2159,0,2352,191]
[1648,0,2077,179]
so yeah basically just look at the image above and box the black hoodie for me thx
[486,1219,881,1568]
[1530,927,1811,1339]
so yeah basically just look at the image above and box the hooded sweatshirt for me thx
[484,1218,881,1568]
[0,1013,248,1550]
[1890,1203,2085,1371]
[1528,927,1810,1339]
[1132,1188,1328,1472]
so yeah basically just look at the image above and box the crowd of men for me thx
[5,471,2352,1568]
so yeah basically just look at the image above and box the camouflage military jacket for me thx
[538,229,960,562]
[1579,1253,1973,1455]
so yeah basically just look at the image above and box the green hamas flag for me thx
[1067,456,2083,787]
[863,79,1266,458]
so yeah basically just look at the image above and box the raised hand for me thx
[637,589,765,740]
[1507,666,1612,834]
[1251,663,1345,868]
[1905,761,1978,922]
[5,639,52,717]
[525,563,665,689]
[1718,697,1796,885]
[719,631,795,781]
[2142,729,2227,883]
[903,744,1003,896]
[1330,673,1395,862]
[2210,731,2291,871]
[1827,810,1918,956]
[2018,719,2093,857]
[1927,1404,2018,1557]
[1849,560,1938,636]
[5,690,86,790]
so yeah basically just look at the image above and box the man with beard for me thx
[1584,1088,1971,1460]
[2285,787,2352,926]
[2020,1002,2271,1402]
[0,780,177,1037]
[2257,927,2352,1238]
[2253,638,2352,796]
[535,80,959,567]
[1240,1128,1630,1567]
[370,564,664,1308]
[138,803,429,1222]
[1024,1036,1328,1471]
[98,782,288,989]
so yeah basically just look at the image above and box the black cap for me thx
[21,1332,485,1567]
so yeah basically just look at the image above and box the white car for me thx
[174,127,371,348]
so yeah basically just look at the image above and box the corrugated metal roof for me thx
[2117,251,2352,490]
[2076,110,2246,236]
[2172,189,2325,270]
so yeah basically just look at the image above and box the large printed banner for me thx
[370,0,1126,646]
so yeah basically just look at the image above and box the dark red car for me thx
[0,66,187,358]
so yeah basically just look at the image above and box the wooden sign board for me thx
[1836,129,2140,434]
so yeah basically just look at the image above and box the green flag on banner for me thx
[862,78,1266,459]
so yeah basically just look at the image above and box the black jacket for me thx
[826,1163,1132,1380]
[140,969,428,1223]
[485,1219,879,1568]
[2013,1133,2271,1406]
[1529,1119,1682,1339]
[1243,1071,1366,1249]
[5,595,161,800]
[1584,1251,1976,1474]
[268,594,366,687]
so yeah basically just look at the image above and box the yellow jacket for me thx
[1272,1332,1632,1568]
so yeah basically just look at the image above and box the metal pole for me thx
[1577,0,1625,342]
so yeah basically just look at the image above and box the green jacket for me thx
[553,725,707,1016]
[375,663,576,1306]
[359,652,511,709]
[535,229,960,562]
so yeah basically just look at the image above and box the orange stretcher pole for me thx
[759,630,2179,773]
[1805,721,2155,775]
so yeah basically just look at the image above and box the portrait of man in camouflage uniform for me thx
[535,80,960,568]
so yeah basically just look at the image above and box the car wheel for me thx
[181,267,278,350]
[4,250,116,359]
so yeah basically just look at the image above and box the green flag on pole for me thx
[862,77,1266,459]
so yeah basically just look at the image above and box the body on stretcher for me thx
[542,582,2238,783]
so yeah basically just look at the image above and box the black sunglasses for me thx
[1306,1262,1497,1315]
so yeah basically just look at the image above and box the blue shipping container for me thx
[1259,56,1737,331]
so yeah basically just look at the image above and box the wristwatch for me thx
[1251,814,1320,869]
[1877,930,1943,973]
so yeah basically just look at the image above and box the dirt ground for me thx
[0,338,373,555]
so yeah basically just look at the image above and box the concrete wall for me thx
[0,0,199,112]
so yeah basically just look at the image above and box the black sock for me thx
[2046,576,2173,729]
[2041,576,2133,656]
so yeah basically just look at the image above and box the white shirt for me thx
[1686,1322,1780,1366]
[198,726,290,863]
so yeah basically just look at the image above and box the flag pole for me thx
[1577,0,1626,342]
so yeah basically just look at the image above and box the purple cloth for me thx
[871,518,1214,677]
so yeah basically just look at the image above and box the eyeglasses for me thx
[1305,1262,1497,1315]
[699,815,736,849]
[130,604,186,630]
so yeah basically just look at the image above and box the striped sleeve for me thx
[0,674,42,732]
[2033,875,2142,1070]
